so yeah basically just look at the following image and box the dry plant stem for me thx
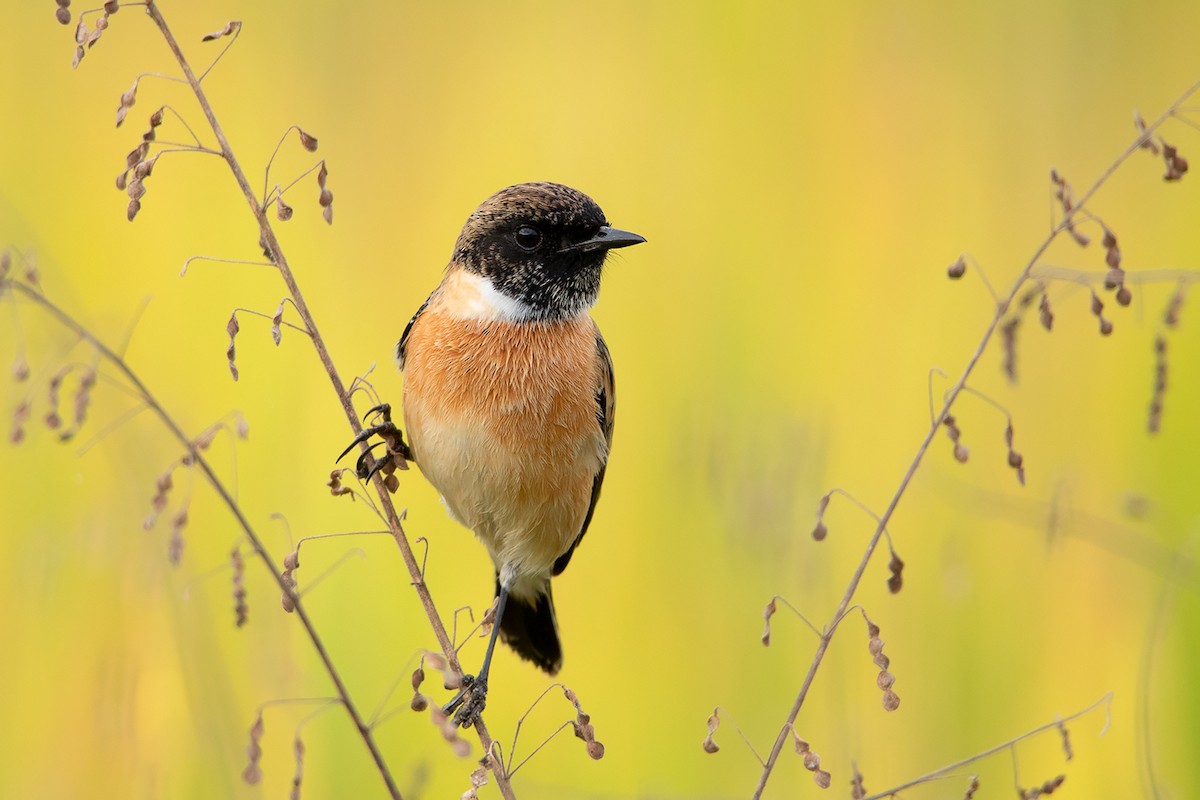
[861,692,1111,800]
[5,280,402,800]
[750,81,1200,799]
[140,3,513,794]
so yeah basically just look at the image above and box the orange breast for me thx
[400,300,606,583]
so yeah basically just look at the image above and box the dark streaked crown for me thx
[452,182,641,320]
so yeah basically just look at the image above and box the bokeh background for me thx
[3,1,1200,798]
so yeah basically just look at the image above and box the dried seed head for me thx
[1135,111,1159,154]
[1057,720,1073,761]
[851,766,866,800]
[1099,318,1113,336]
[814,769,831,789]
[271,299,286,345]
[1105,245,1121,270]
[72,45,85,69]
[1164,286,1185,328]
[226,312,240,381]
[276,196,294,221]
[231,547,248,627]
[812,520,828,541]
[327,469,352,497]
[1115,285,1132,306]
[127,198,142,222]
[1008,450,1023,469]
[298,129,319,152]
[1064,222,1089,247]
[586,740,605,760]
[947,255,966,279]
[1038,292,1054,331]
[202,20,242,42]
[702,709,720,754]
[1001,318,1019,382]
[126,142,149,169]
[1090,291,1104,317]
[56,6,71,25]
[10,400,30,444]
[762,597,776,646]
[953,442,969,463]
[882,689,901,711]
[168,509,188,566]
[104,0,118,13]
[134,156,158,180]
[290,736,305,800]
[242,712,265,785]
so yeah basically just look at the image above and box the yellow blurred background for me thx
[3,1,1199,798]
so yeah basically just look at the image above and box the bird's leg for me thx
[336,402,413,479]
[444,584,510,728]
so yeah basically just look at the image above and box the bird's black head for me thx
[451,182,645,321]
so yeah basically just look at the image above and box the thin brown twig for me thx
[140,3,513,795]
[749,80,1200,798]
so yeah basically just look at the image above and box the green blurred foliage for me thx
[2,1,1200,798]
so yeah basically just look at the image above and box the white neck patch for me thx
[447,270,540,322]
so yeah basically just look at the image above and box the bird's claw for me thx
[443,674,488,728]
[336,402,412,485]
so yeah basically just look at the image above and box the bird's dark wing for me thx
[395,293,433,371]
[553,324,614,576]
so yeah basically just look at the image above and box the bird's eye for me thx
[514,225,542,252]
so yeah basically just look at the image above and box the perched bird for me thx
[348,182,644,725]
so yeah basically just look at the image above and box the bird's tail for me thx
[495,577,562,675]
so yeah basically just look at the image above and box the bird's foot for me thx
[336,403,412,487]
[443,673,488,728]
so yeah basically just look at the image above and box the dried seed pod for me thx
[202,20,242,41]
[702,709,720,753]
[298,129,319,152]
[762,597,777,646]
[226,312,240,380]
[886,551,904,594]
[168,509,188,566]
[851,765,866,800]
[947,255,966,279]
[56,6,71,25]
[10,399,31,444]
[290,736,305,800]
[1001,317,1019,382]
[1038,291,1054,331]
[242,712,264,785]
[1057,720,1073,761]
[11,355,30,382]
[271,299,286,345]
[231,547,248,627]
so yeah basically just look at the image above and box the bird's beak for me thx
[560,226,647,254]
